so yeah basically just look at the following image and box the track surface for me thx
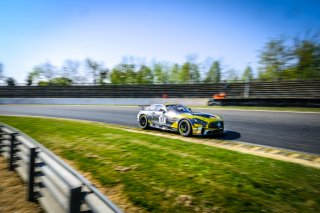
[0,105,319,154]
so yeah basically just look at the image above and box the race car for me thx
[137,104,224,136]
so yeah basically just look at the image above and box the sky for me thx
[0,0,320,83]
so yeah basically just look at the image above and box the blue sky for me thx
[0,0,319,83]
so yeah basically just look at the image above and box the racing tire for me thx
[139,115,149,129]
[178,119,192,137]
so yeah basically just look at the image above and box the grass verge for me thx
[1,116,320,212]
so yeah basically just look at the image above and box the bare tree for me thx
[42,62,57,80]
[0,63,4,83]
[62,60,81,83]
[85,58,109,84]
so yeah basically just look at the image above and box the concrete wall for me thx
[0,98,208,106]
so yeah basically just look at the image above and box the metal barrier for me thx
[0,122,122,213]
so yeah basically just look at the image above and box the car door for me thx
[151,105,166,126]
[163,110,177,126]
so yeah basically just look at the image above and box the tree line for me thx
[1,33,319,86]
[0,57,240,86]
[258,34,320,81]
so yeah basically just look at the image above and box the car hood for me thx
[182,112,222,120]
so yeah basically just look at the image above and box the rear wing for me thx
[138,105,150,110]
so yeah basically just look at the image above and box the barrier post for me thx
[0,126,4,153]
[9,133,18,171]
[69,186,82,213]
[28,147,37,201]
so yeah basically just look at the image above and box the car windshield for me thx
[166,105,192,113]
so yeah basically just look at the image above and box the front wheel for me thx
[139,115,149,129]
[178,119,192,137]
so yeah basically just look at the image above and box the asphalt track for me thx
[0,105,319,154]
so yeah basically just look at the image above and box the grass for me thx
[1,116,320,212]
[193,106,320,112]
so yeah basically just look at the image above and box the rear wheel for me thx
[178,119,192,137]
[139,115,149,129]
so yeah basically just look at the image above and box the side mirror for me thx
[189,108,192,111]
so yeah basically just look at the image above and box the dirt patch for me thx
[0,157,41,213]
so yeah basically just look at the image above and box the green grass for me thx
[1,116,320,212]
[193,106,320,112]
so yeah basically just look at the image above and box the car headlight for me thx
[192,118,207,126]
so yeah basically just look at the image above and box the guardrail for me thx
[0,122,123,213]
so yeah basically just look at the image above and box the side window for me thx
[159,106,166,112]
[147,105,155,111]
[166,105,174,112]
[154,105,162,111]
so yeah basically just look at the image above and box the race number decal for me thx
[159,115,166,124]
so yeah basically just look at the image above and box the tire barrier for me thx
[0,123,122,213]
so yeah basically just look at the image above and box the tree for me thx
[153,63,168,83]
[62,60,81,83]
[137,65,153,84]
[85,58,109,84]
[42,62,57,80]
[110,63,136,84]
[168,64,180,83]
[29,62,57,84]
[27,63,56,85]
[6,77,16,86]
[98,69,109,85]
[123,64,136,84]
[242,65,253,82]
[189,63,200,83]
[204,61,221,83]
[85,58,99,84]
[180,62,192,83]
[258,34,320,81]
[110,67,125,84]
[0,63,3,81]
[26,69,41,86]
[294,37,320,79]
[258,37,293,81]
[49,77,72,86]
[183,54,200,83]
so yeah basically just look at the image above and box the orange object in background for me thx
[213,92,226,99]
[162,93,168,98]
